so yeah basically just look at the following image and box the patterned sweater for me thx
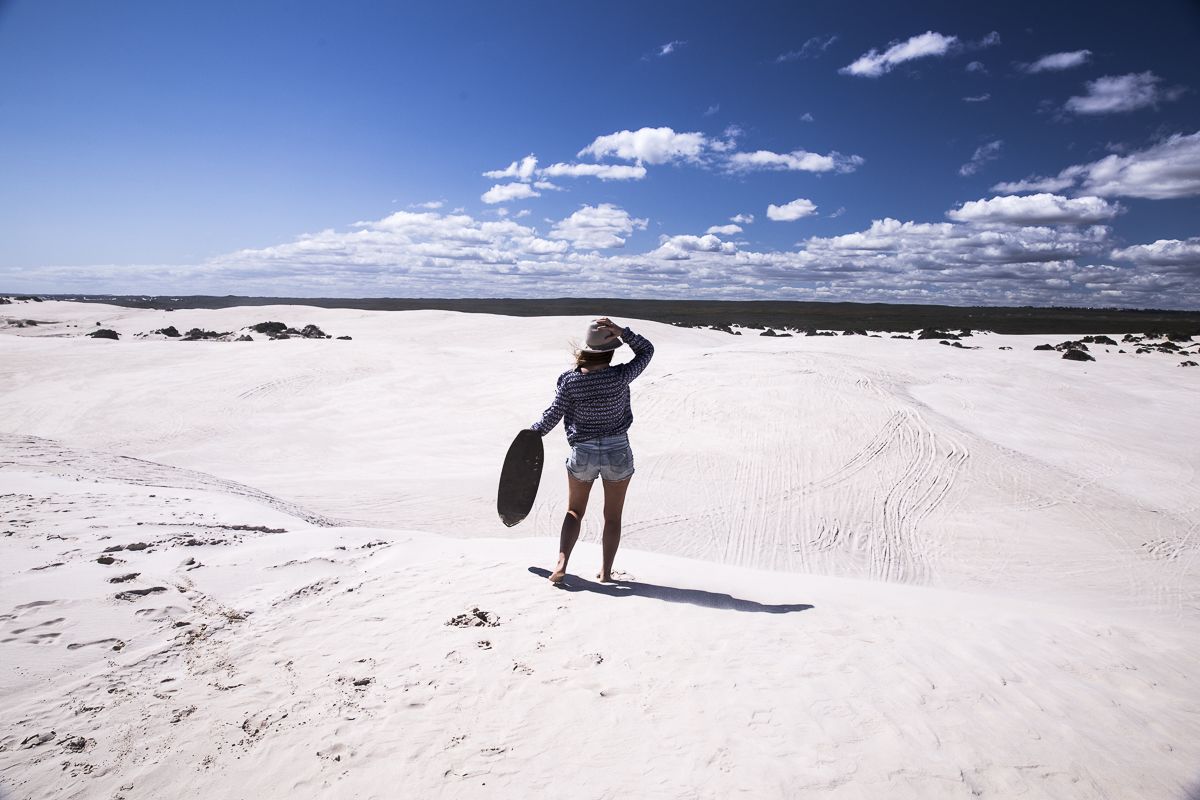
[531,327,655,445]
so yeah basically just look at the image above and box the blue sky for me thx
[1,0,1198,306]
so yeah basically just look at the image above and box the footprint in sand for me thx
[67,638,125,651]
[114,586,167,601]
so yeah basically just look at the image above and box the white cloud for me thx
[23,206,1195,307]
[840,31,958,78]
[1112,238,1200,272]
[706,224,743,235]
[703,104,720,117]
[978,31,1001,47]
[549,203,648,250]
[958,140,1003,177]
[652,234,737,260]
[727,148,864,173]
[963,93,990,102]
[946,194,1121,225]
[579,126,709,164]
[539,162,648,181]
[532,180,563,191]
[965,60,986,73]
[992,130,1200,199]
[775,35,838,63]
[731,213,754,224]
[483,155,538,181]
[481,182,540,204]
[767,198,818,221]
[1023,49,1092,73]
[1065,72,1180,115]
[411,200,444,210]
[829,207,846,218]
[657,40,685,56]
[800,112,815,122]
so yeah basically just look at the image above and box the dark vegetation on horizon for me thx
[20,294,1200,335]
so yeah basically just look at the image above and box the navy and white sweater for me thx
[531,327,654,445]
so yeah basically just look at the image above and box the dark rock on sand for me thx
[1081,335,1118,346]
[250,321,288,335]
[1034,344,1055,351]
[182,328,227,340]
[154,326,181,337]
[999,346,1012,350]
[842,329,869,336]
[1062,349,1095,362]
[300,324,327,338]
[235,335,253,341]
[1180,361,1198,367]
[336,335,353,340]
[96,555,118,565]
[1055,340,1088,352]
[88,329,119,340]
[759,329,778,336]
[918,329,959,340]
[891,334,912,339]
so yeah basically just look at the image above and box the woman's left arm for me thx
[530,375,569,435]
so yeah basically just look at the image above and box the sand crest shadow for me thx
[528,567,814,614]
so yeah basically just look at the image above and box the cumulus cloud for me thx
[963,93,990,102]
[767,198,818,221]
[958,140,1003,176]
[706,224,743,235]
[539,162,647,181]
[652,234,738,260]
[731,213,754,224]
[24,204,1195,307]
[1065,72,1181,115]
[549,203,648,250]
[775,34,838,63]
[992,130,1200,199]
[946,194,1121,225]
[483,155,538,181]
[481,182,541,204]
[579,126,709,164]
[1022,49,1091,73]
[840,31,958,77]
[727,148,864,173]
[1112,238,1200,272]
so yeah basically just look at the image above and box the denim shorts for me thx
[566,433,635,483]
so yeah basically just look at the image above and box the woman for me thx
[530,317,655,584]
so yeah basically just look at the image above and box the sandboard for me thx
[497,429,544,527]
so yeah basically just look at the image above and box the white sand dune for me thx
[1,302,1198,798]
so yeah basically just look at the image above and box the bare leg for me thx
[598,477,631,582]
[550,474,593,583]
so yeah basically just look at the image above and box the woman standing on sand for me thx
[530,317,654,584]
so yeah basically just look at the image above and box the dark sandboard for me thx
[497,429,544,527]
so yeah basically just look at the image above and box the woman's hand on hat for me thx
[595,317,622,338]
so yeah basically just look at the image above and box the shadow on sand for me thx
[528,567,814,614]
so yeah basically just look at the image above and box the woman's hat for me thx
[581,320,622,353]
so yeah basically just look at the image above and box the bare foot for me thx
[596,570,631,583]
[549,569,566,584]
